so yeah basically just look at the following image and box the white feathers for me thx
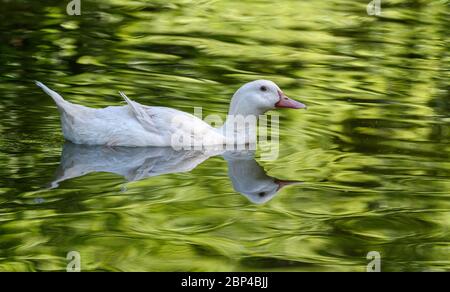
[35,80,296,147]
[119,91,156,132]
[35,81,66,105]
[36,82,225,146]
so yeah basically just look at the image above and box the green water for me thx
[0,0,449,272]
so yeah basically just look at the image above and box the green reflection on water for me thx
[0,0,449,271]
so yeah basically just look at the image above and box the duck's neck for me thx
[218,98,264,143]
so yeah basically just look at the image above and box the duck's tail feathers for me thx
[35,81,67,106]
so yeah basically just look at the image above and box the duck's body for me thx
[36,81,225,147]
[36,80,305,147]
[58,104,225,147]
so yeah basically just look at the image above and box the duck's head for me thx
[228,80,306,116]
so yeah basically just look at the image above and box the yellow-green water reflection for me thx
[0,0,448,271]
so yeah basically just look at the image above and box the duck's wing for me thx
[119,91,226,145]
[119,91,158,133]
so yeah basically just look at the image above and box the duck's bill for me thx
[275,179,302,191]
[275,91,307,109]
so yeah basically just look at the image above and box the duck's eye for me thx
[260,86,267,92]
[258,192,265,197]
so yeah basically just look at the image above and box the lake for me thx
[0,0,448,271]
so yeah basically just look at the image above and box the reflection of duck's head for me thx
[223,151,301,204]
[233,177,299,205]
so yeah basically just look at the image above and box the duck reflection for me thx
[51,142,300,204]
[223,151,299,204]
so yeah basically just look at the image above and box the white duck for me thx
[35,80,306,147]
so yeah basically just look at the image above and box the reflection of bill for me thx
[367,0,381,16]
[67,0,81,16]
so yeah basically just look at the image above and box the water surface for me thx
[0,0,449,271]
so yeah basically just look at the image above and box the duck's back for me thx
[59,103,226,147]
[59,104,150,146]
[36,81,226,147]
